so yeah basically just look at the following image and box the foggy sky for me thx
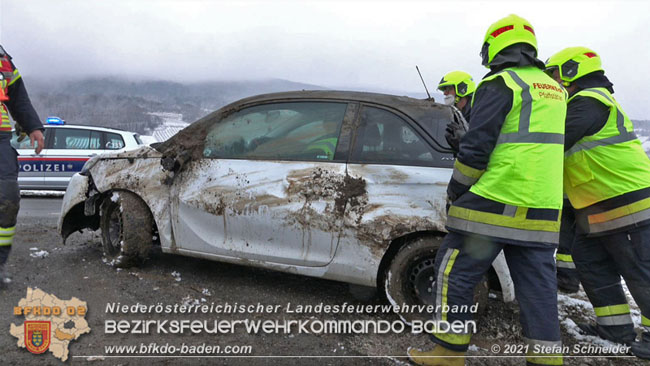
[1,0,649,118]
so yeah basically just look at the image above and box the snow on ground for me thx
[171,271,182,282]
[20,190,65,197]
[29,248,49,258]
[468,344,486,351]
[181,295,200,306]
[145,112,190,142]
[622,281,642,325]
[558,281,642,347]
[639,134,650,156]
[181,294,207,307]
[139,135,158,145]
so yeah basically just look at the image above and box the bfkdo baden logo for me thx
[10,288,90,362]
[25,321,51,354]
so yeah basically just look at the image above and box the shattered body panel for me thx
[88,147,173,248]
[58,173,90,239]
[58,146,173,247]
[58,174,88,228]
[344,164,449,251]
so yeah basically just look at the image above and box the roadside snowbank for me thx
[21,190,65,197]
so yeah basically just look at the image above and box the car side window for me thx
[52,128,94,149]
[10,128,49,150]
[105,133,125,150]
[351,106,437,166]
[90,131,102,149]
[203,102,347,161]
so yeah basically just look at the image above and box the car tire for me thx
[384,236,489,325]
[100,191,153,268]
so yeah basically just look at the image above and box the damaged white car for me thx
[58,91,514,321]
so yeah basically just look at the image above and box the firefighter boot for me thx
[407,345,465,366]
[577,323,636,345]
[631,332,650,360]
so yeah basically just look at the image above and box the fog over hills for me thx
[26,78,325,134]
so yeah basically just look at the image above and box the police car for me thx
[11,117,143,190]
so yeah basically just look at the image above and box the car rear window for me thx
[350,106,440,167]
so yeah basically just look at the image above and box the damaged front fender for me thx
[58,173,99,243]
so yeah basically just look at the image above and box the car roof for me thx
[228,90,441,110]
[43,124,135,135]
[220,90,453,137]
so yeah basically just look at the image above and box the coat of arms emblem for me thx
[24,321,51,354]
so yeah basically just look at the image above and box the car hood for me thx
[97,145,163,160]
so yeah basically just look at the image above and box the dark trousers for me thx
[430,231,561,359]
[557,200,579,286]
[573,224,650,335]
[0,134,20,266]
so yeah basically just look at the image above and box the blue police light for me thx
[46,116,65,125]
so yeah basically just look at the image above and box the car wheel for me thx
[384,236,489,324]
[100,191,153,268]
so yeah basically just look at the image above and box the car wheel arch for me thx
[61,201,100,244]
[62,188,160,245]
[376,231,444,290]
[98,189,160,241]
[376,231,515,302]
[98,189,157,267]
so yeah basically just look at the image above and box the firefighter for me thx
[546,46,650,360]
[438,68,579,293]
[408,14,567,366]
[438,71,475,154]
[438,71,475,120]
[0,45,44,286]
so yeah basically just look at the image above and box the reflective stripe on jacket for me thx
[447,66,567,244]
[0,52,21,131]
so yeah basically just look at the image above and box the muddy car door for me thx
[171,101,356,266]
[342,105,454,277]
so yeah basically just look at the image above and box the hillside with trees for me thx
[26,78,324,134]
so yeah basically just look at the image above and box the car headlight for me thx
[80,155,101,176]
